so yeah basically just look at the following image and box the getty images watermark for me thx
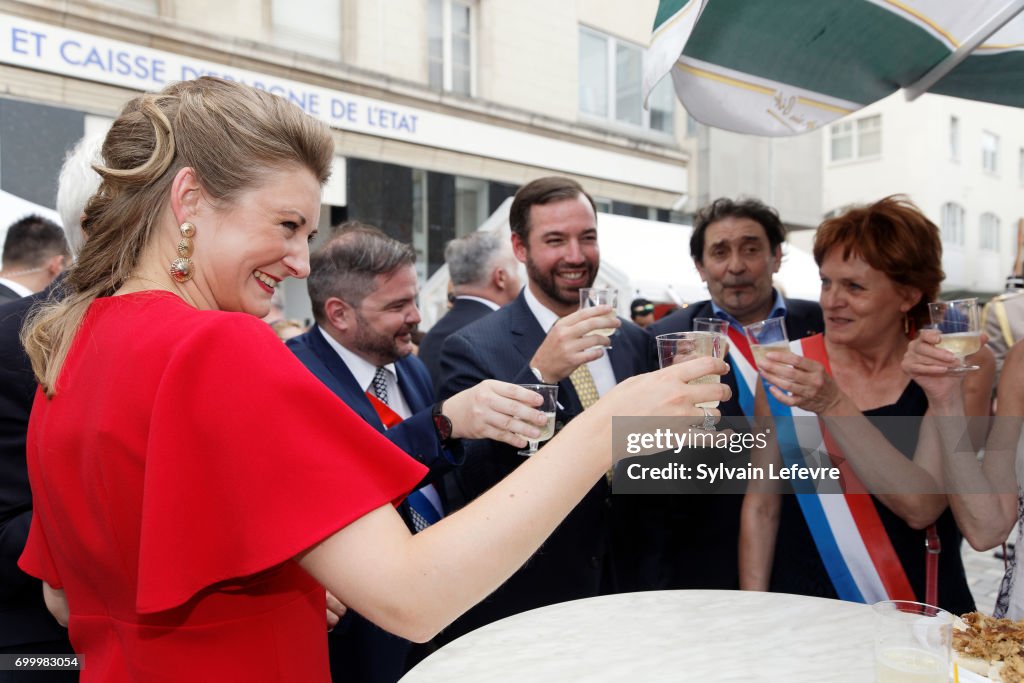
[609,415,1016,495]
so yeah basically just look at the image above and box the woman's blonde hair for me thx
[23,77,334,395]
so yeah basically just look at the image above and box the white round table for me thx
[401,590,878,682]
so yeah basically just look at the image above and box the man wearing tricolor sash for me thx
[738,196,991,615]
[649,197,822,591]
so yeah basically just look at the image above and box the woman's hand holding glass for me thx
[927,298,982,373]
[901,329,977,410]
[755,350,843,415]
[593,356,731,430]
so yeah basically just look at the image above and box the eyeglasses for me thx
[632,304,655,314]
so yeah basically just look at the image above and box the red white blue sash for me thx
[725,326,759,417]
[763,334,916,603]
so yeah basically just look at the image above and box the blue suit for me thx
[419,297,495,393]
[287,327,461,683]
[436,291,656,644]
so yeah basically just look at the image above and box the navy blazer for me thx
[287,326,461,483]
[649,296,824,417]
[0,282,76,665]
[419,297,495,393]
[434,290,655,643]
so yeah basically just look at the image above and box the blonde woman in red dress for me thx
[17,77,728,682]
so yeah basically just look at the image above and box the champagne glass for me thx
[694,317,730,356]
[927,298,981,373]
[743,316,789,368]
[579,287,618,347]
[872,600,951,683]
[517,383,559,456]
[656,332,724,411]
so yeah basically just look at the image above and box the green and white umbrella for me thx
[644,0,1024,135]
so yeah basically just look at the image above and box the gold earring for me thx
[170,221,196,283]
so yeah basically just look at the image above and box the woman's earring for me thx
[170,221,196,283]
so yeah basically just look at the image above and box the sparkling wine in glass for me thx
[693,317,730,357]
[579,287,618,339]
[743,316,789,369]
[656,331,723,409]
[927,298,981,373]
[517,383,559,456]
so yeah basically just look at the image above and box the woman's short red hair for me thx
[814,195,944,329]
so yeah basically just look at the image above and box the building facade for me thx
[0,0,704,320]
[821,91,1024,296]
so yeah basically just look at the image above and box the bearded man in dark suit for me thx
[437,176,656,644]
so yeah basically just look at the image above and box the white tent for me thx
[0,189,63,249]
[420,199,822,329]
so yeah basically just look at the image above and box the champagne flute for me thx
[517,383,559,456]
[927,298,981,373]
[655,332,724,411]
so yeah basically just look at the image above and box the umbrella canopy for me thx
[644,0,1024,136]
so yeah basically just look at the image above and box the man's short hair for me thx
[2,214,68,269]
[307,221,416,324]
[630,297,655,320]
[509,176,597,242]
[446,232,506,287]
[689,197,786,263]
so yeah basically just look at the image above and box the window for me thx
[578,27,674,133]
[271,0,341,61]
[980,212,1001,251]
[412,170,429,284]
[982,131,999,173]
[87,0,158,13]
[949,116,960,161]
[941,202,965,247]
[454,177,488,237]
[429,0,474,96]
[829,114,881,162]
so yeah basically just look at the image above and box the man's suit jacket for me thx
[0,282,77,674]
[286,327,462,683]
[0,282,21,303]
[419,297,495,392]
[436,291,655,642]
[634,296,824,591]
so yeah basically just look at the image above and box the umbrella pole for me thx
[904,0,1024,101]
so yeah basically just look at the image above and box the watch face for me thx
[434,414,452,441]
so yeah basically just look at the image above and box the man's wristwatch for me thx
[432,401,453,443]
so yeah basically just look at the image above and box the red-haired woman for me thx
[740,196,992,613]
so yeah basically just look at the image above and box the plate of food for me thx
[953,611,1024,682]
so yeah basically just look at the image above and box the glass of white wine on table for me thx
[872,600,952,683]
[927,298,982,373]
[516,383,559,456]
